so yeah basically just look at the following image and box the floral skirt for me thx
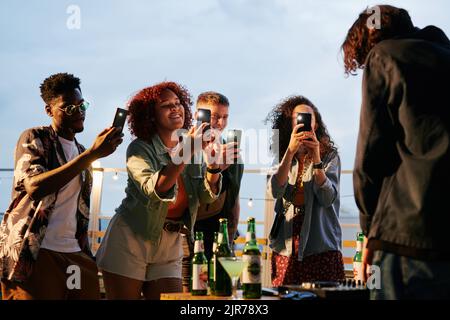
[271,211,345,286]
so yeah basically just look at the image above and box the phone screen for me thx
[197,108,211,132]
[197,108,211,123]
[297,113,312,132]
[227,129,242,148]
[112,108,128,132]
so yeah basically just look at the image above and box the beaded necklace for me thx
[297,154,311,188]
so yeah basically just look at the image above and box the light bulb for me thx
[247,198,253,208]
[112,172,119,181]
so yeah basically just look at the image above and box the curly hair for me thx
[265,95,337,162]
[127,82,193,142]
[341,5,414,75]
[40,73,81,104]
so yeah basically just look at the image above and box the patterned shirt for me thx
[0,126,93,282]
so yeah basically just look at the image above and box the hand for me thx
[89,127,123,159]
[220,142,240,171]
[186,122,209,153]
[362,236,374,283]
[299,130,321,163]
[203,141,239,170]
[287,124,305,156]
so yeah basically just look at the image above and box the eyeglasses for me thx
[57,101,90,115]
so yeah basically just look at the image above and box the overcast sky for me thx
[1,0,449,217]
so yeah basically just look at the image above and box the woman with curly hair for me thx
[266,95,344,286]
[96,82,222,299]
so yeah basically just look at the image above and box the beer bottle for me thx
[208,232,218,295]
[353,232,364,283]
[191,232,208,296]
[213,218,232,296]
[242,217,262,299]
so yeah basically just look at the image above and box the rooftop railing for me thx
[1,167,359,286]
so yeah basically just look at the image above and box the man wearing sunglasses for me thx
[0,73,123,300]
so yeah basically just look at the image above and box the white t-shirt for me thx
[40,136,82,253]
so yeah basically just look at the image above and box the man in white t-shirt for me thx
[0,73,123,300]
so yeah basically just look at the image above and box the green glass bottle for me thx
[242,217,262,299]
[353,232,364,283]
[213,218,232,296]
[191,232,208,296]
[208,232,218,295]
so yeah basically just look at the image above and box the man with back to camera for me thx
[0,72,123,299]
[342,5,450,299]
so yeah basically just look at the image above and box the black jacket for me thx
[354,26,450,259]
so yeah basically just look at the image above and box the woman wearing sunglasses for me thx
[266,95,345,286]
[96,81,222,299]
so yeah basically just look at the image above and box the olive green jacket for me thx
[116,134,222,243]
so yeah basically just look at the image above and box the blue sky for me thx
[1,0,450,220]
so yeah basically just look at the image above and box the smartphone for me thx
[226,129,242,148]
[197,108,211,132]
[296,113,312,132]
[112,108,128,132]
[226,129,242,164]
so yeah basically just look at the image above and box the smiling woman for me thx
[95,81,223,300]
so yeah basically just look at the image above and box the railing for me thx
[88,167,359,286]
[1,167,359,286]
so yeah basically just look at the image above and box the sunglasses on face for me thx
[57,101,90,116]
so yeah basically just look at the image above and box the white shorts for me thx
[96,214,183,282]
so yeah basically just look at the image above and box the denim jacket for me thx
[268,151,342,261]
[116,134,222,243]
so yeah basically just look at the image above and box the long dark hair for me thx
[265,95,337,162]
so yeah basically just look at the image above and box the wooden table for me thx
[160,290,279,300]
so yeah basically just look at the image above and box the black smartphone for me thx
[112,108,128,132]
[226,129,242,148]
[226,129,242,164]
[197,108,211,132]
[296,113,312,132]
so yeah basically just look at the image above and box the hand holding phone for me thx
[112,108,128,133]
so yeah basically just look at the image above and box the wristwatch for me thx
[206,166,222,174]
[312,161,324,169]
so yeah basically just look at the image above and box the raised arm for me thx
[23,127,122,200]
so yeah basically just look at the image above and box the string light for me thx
[240,194,354,202]
[112,172,119,181]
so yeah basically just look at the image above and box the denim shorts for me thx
[96,214,183,282]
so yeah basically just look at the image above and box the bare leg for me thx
[102,270,143,300]
[142,278,182,300]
